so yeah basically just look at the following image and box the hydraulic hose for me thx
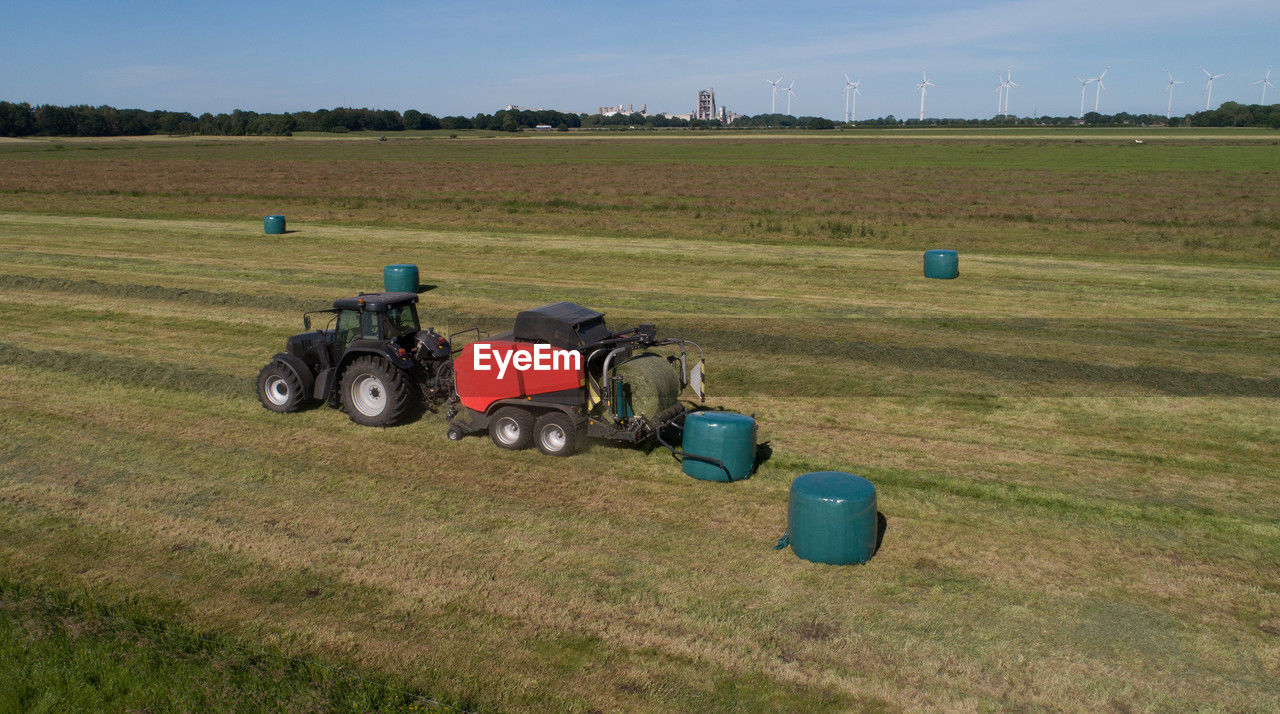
[652,409,735,482]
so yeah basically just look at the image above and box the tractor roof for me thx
[332,292,418,312]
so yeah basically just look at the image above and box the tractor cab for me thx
[286,292,422,374]
[327,291,423,360]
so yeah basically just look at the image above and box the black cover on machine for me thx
[513,302,610,348]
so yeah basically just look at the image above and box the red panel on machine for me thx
[454,340,584,413]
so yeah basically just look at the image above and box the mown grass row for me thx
[2,215,1274,393]
[8,266,1278,466]
[4,213,1273,315]
[5,330,1275,532]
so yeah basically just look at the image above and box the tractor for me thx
[256,296,722,467]
[255,292,453,426]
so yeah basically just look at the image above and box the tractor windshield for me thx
[385,304,419,337]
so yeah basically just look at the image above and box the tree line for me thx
[1186,102,1280,128]
[0,103,411,137]
[0,103,596,137]
[1,100,1275,138]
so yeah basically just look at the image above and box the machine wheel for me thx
[256,362,307,413]
[489,407,534,450]
[339,356,416,427]
[534,412,579,457]
[446,425,466,441]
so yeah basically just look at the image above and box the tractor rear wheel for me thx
[534,412,579,457]
[339,356,416,427]
[256,362,306,413]
[489,407,534,450]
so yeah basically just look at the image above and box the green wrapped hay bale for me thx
[782,471,878,565]
[614,353,680,421]
[383,264,419,293]
[264,215,286,234]
[923,249,958,279]
[682,411,757,482]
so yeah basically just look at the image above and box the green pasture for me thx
[4,129,1279,172]
[2,132,1277,268]
[0,134,1277,710]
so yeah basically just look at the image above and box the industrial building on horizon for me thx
[592,90,740,123]
[695,89,742,123]
[696,89,716,120]
[597,103,646,116]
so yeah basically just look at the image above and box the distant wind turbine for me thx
[1003,67,1019,116]
[1076,75,1096,119]
[766,77,783,114]
[784,81,796,115]
[996,73,1006,116]
[917,69,936,121]
[1164,70,1185,119]
[1202,67,1226,110]
[1092,68,1109,113]
[843,73,862,123]
[1254,67,1275,105]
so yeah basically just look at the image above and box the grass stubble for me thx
[0,132,1277,711]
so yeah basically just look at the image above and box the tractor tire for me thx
[489,407,534,450]
[339,355,416,427]
[256,362,307,413]
[534,412,579,457]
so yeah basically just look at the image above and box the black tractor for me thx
[255,292,453,426]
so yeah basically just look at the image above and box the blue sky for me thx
[2,1,1276,119]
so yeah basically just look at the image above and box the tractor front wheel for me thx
[256,362,307,413]
[489,407,534,450]
[339,356,416,427]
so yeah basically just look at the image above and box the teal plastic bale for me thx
[785,471,877,564]
[383,264,419,293]
[264,215,286,235]
[923,249,959,279]
[681,411,756,482]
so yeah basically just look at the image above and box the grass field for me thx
[0,131,1278,711]
[0,578,442,712]
[3,130,1278,262]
